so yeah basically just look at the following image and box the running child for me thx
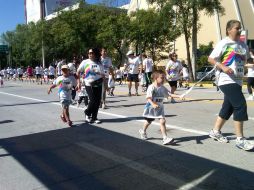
[48,65,77,127]
[139,70,184,145]
[77,78,89,108]
[108,69,115,96]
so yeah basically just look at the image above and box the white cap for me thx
[126,50,134,56]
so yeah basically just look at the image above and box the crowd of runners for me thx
[1,20,254,151]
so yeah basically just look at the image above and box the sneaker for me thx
[209,130,229,143]
[246,95,254,101]
[102,103,107,109]
[94,119,102,124]
[236,137,254,151]
[85,115,92,123]
[163,137,174,145]
[67,120,73,127]
[139,129,148,140]
[60,115,67,123]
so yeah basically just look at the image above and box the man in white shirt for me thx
[101,48,113,109]
[126,50,142,96]
[142,53,154,91]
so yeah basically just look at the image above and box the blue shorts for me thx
[61,99,72,108]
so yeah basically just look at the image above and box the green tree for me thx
[148,0,224,81]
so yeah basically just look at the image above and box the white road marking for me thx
[177,170,215,190]
[77,141,203,190]
[0,91,208,135]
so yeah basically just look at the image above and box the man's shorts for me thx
[127,74,139,82]
[49,75,55,80]
[168,81,178,88]
[36,74,41,79]
[61,99,72,108]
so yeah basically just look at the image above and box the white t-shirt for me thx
[143,58,153,73]
[115,69,122,79]
[78,59,104,86]
[209,37,250,86]
[57,61,64,76]
[48,66,55,76]
[182,67,189,78]
[17,68,23,75]
[143,84,170,118]
[127,57,141,74]
[101,57,112,78]
[53,75,77,101]
[247,54,254,77]
[166,60,182,81]
[35,66,42,75]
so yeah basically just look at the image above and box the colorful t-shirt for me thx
[143,84,170,118]
[166,60,182,81]
[209,37,250,86]
[53,75,77,101]
[78,59,104,86]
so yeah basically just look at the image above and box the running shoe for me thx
[85,115,92,123]
[94,119,102,124]
[67,120,73,127]
[236,137,254,151]
[139,129,148,140]
[163,137,174,145]
[209,130,229,143]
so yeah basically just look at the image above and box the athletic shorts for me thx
[247,77,254,88]
[60,99,72,109]
[168,81,178,88]
[127,74,139,82]
[219,83,248,121]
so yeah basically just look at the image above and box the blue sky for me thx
[0,0,129,35]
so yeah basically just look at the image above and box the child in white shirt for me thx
[139,70,184,145]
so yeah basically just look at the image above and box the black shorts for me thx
[168,81,178,87]
[36,74,41,79]
[49,75,55,80]
[127,74,139,82]
[18,74,23,78]
[219,83,248,121]
[144,117,155,122]
[247,77,254,88]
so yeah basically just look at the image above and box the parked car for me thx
[196,66,215,81]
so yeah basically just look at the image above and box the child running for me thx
[48,65,77,127]
[139,70,184,145]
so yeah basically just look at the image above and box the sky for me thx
[0,0,129,35]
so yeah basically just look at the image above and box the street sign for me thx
[0,45,8,53]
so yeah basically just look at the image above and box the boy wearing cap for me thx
[48,65,77,127]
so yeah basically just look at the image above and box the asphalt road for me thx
[0,80,254,190]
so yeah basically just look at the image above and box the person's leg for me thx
[247,77,252,95]
[159,118,167,138]
[128,75,132,95]
[139,118,153,139]
[91,86,102,121]
[84,86,94,118]
[160,118,174,144]
[234,121,244,137]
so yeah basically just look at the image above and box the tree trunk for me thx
[183,27,194,81]
[191,5,198,80]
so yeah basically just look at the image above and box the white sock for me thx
[213,129,219,133]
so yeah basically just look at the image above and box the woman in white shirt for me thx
[208,20,254,151]
[77,48,104,124]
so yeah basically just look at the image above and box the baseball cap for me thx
[61,65,69,70]
[126,50,134,56]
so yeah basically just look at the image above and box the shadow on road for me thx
[0,124,253,189]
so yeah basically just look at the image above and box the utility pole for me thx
[40,0,45,68]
